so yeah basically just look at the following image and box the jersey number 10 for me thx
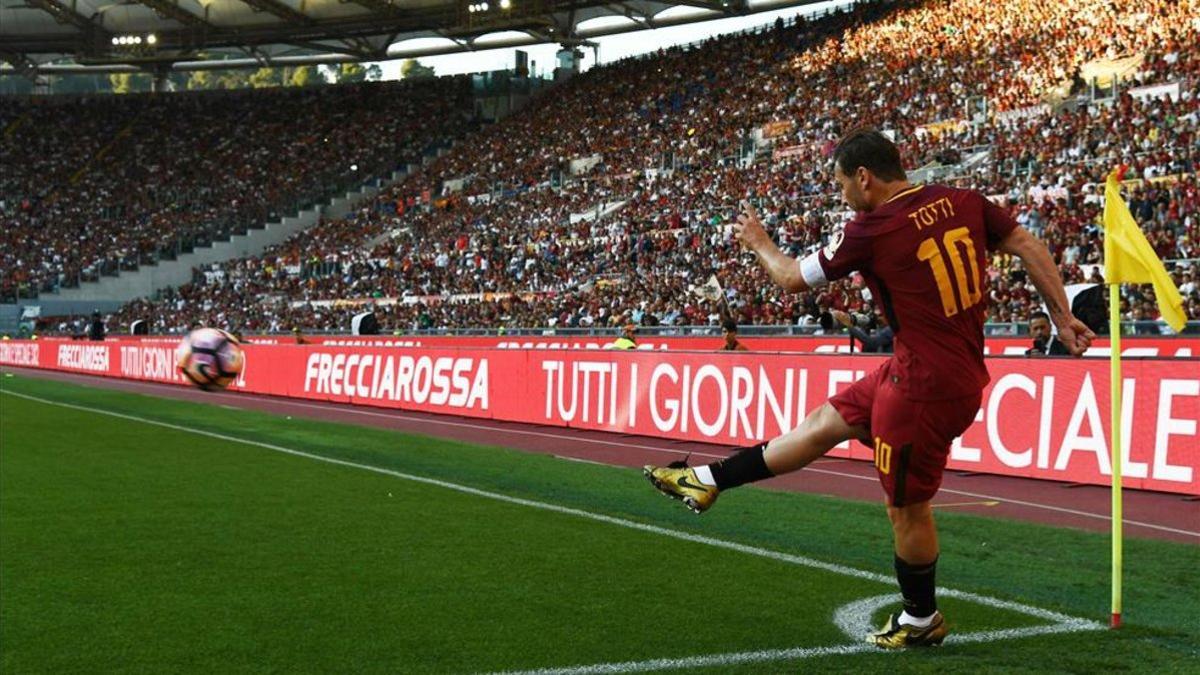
[917,226,982,317]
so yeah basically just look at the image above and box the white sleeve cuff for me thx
[799,252,828,288]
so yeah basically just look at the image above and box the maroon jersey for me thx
[801,185,1018,400]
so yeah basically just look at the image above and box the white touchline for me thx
[8,370,1196,539]
[4,389,1104,674]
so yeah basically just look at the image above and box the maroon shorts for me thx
[829,360,981,507]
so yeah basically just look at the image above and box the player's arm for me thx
[997,226,1095,356]
[733,201,808,293]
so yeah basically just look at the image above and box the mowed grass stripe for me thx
[0,391,1041,674]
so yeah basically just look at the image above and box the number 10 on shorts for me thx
[873,437,892,474]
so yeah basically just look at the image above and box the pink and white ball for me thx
[177,328,244,390]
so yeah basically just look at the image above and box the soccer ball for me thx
[177,328,244,390]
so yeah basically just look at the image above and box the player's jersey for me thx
[800,184,1018,400]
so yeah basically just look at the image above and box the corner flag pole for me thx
[1101,162,1186,630]
[1109,285,1123,629]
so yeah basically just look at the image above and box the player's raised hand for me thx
[734,200,771,254]
[1056,316,1096,357]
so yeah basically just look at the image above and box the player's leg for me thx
[872,500,947,648]
[889,499,938,565]
[643,364,882,513]
[889,500,941,612]
[871,389,981,648]
[762,402,867,474]
[642,402,864,512]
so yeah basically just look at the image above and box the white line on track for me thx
[3,390,1103,674]
[7,370,1195,539]
[800,468,1200,538]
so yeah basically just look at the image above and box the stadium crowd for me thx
[18,0,1200,334]
[0,78,474,302]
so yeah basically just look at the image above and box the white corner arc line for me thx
[491,619,1095,675]
[496,610,1095,675]
[492,643,880,675]
[2,390,1104,674]
[833,594,896,640]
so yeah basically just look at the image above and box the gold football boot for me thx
[869,612,948,649]
[643,462,720,514]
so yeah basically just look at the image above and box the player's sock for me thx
[708,442,772,490]
[898,610,935,628]
[894,554,938,624]
[692,465,717,487]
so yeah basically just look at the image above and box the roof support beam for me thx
[343,0,408,21]
[286,39,373,58]
[130,0,215,30]
[607,2,654,28]
[237,0,315,25]
[0,47,39,79]
[662,0,728,12]
[28,0,105,34]
[342,36,382,57]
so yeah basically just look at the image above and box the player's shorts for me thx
[829,359,982,507]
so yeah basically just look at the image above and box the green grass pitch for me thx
[1,373,1196,673]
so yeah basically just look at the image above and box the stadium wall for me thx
[4,338,1197,496]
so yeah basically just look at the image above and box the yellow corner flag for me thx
[1102,168,1186,331]
[1101,166,1189,630]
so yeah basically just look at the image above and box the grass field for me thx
[1,373,1197,673]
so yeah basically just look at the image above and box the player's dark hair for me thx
[1030,310,1050,322]
[833,127,907,181]
[722,318,738,333]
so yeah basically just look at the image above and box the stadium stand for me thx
[18,0,1200,334]
[0,77,475,303]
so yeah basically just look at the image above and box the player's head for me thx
[832,126,907,212]
[1029,310,1052,342]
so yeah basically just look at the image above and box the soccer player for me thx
[644,127,1094,649]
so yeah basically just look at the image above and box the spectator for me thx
[1025,310,1070,355]
[609,323,638,350]
[88,310,106,341]
[833,309,894,354]
[721,318,749,351]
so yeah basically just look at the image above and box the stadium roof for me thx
[0,0,825,74]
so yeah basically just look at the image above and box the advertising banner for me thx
[48,334,1198,358]
[4,340,1196,495]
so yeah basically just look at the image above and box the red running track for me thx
[4,366,1197,545]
